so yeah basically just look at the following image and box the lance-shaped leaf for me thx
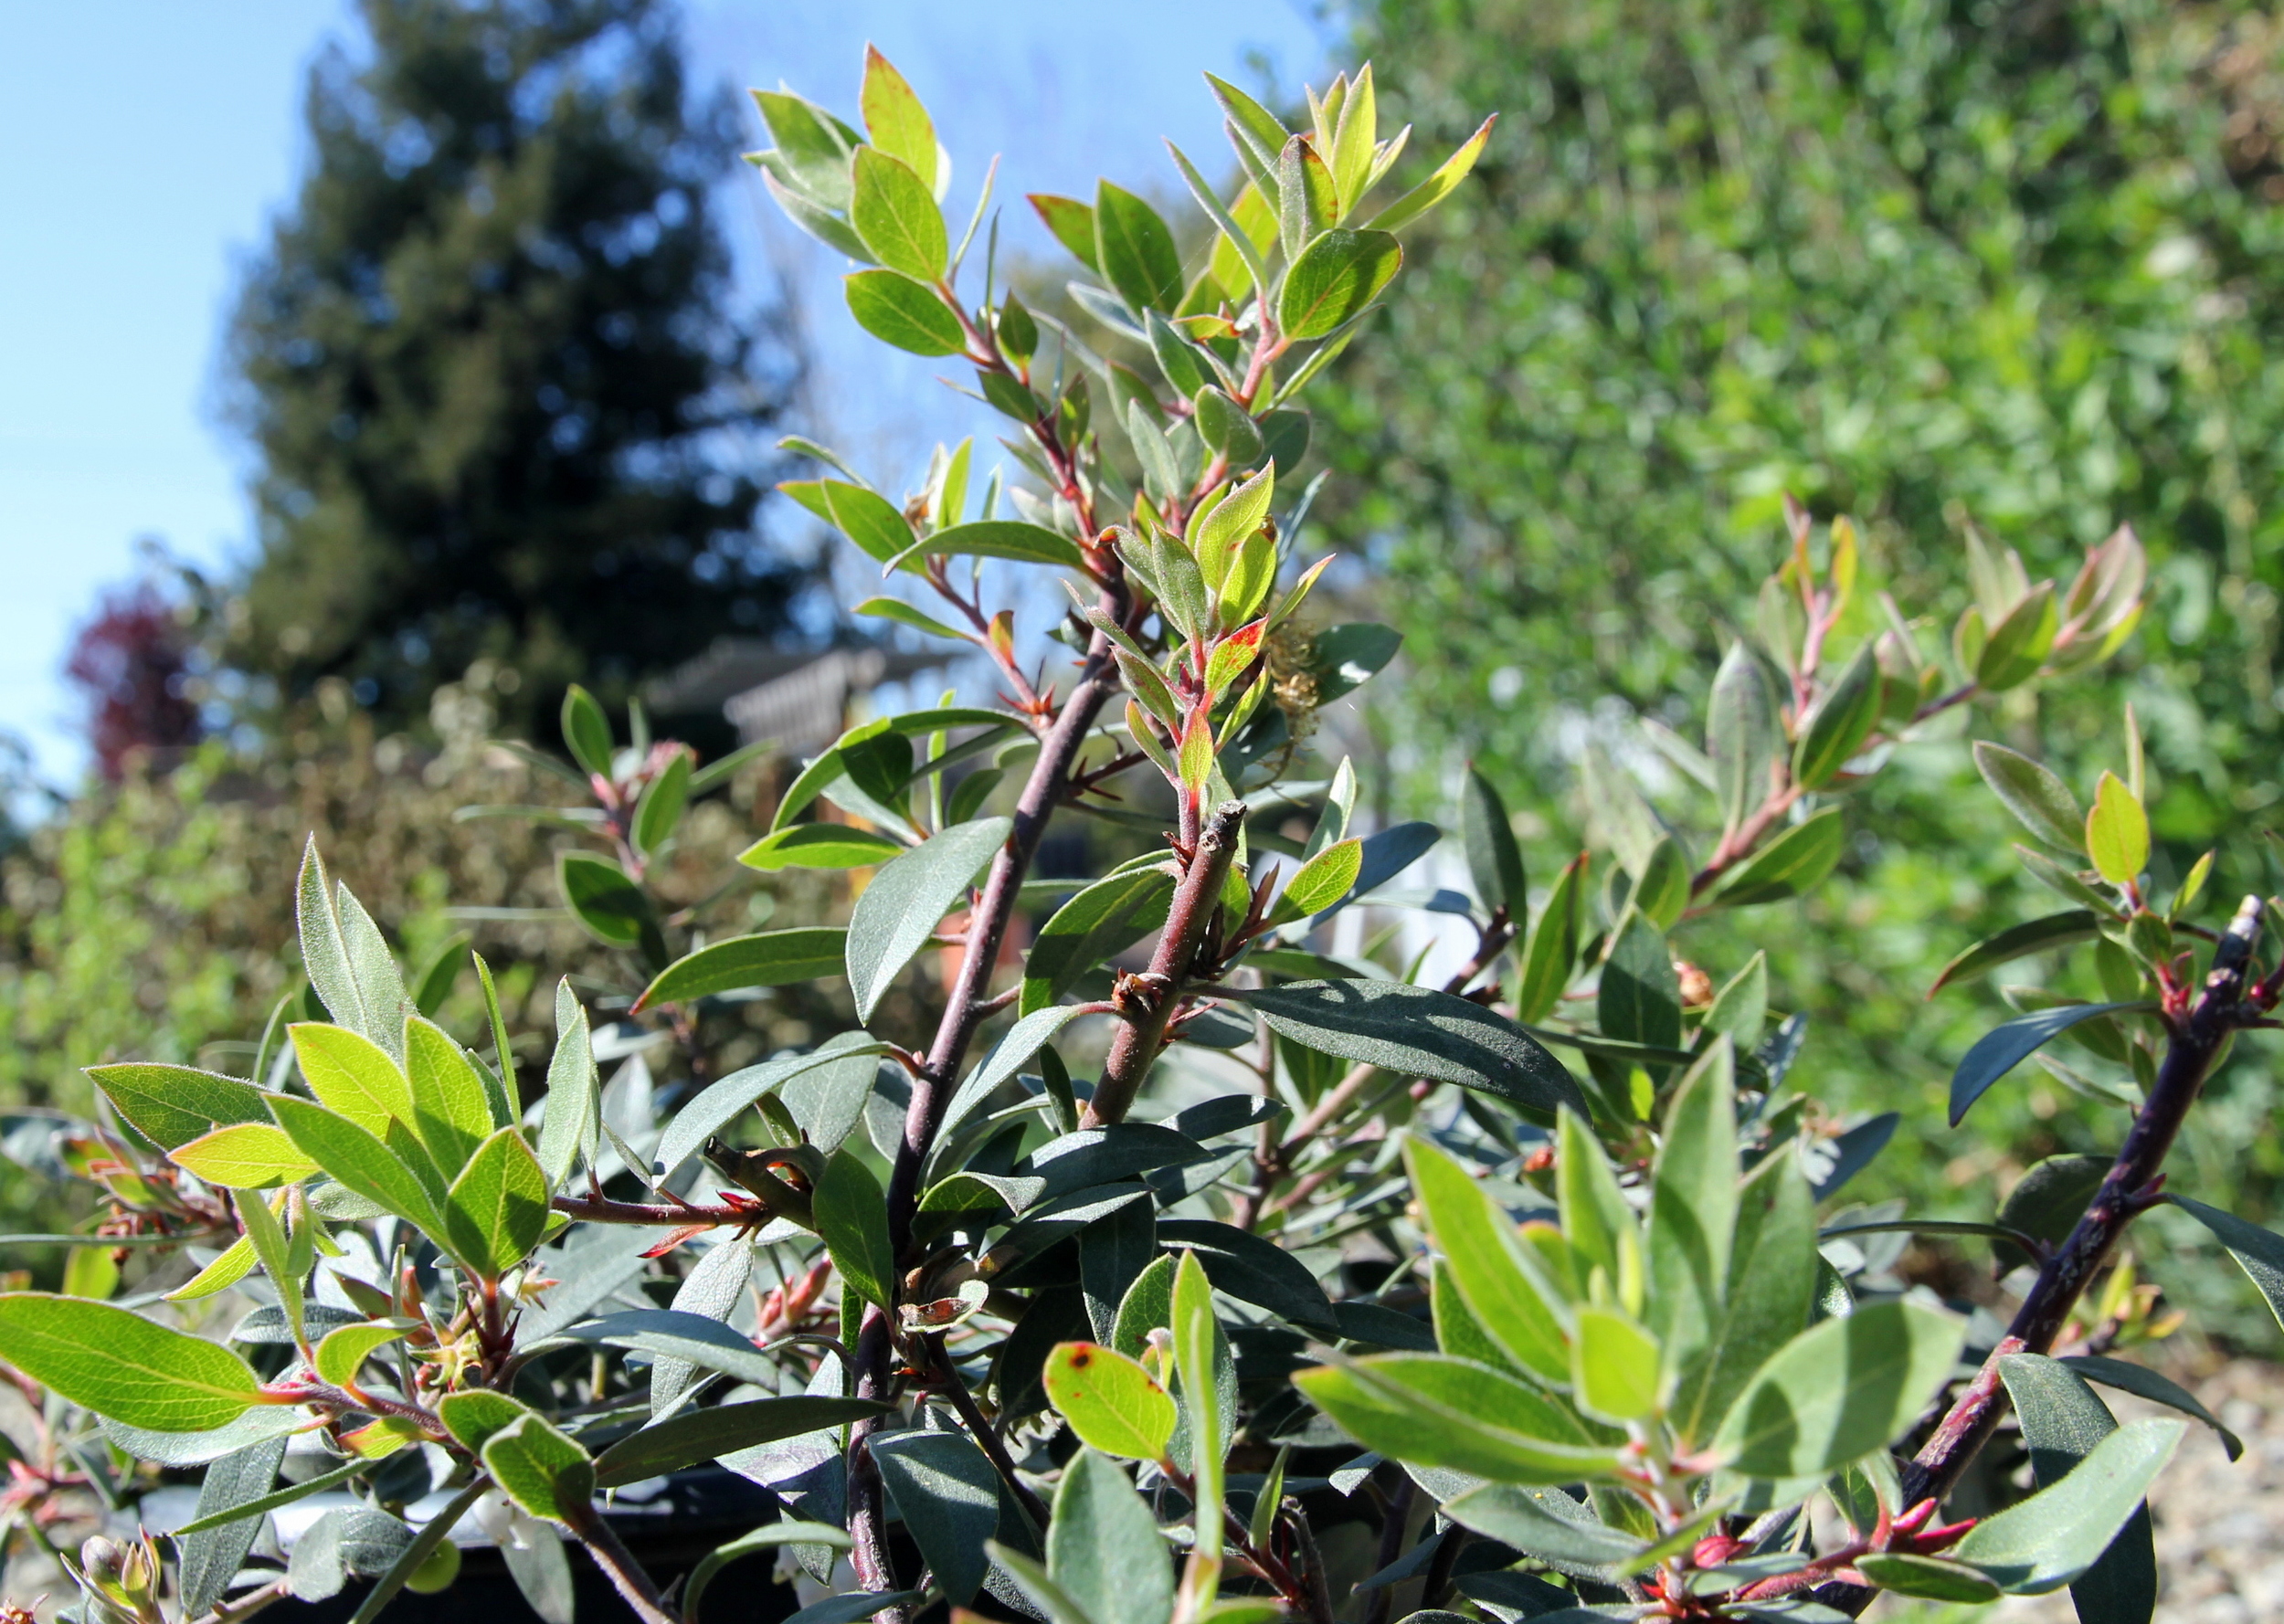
[1668,1145,1816,1448]
[175,1434,290,1617]
[780,478,916,568]
[850,147,946,279]
[1512,852,1586,1024]
[1405,1138,1571,1382]
[1460,768,1528,921]
[814,1148,896,1313]
[558,851,663,961]
[2087,771,2149,886]
[559,684,612,775]
[629,747,691,860]
[1274,838,1362,923]
[1158,1218,1338,1334]
[654,1032,890,1174]
[268,1095,443,1235]
[2064,1355,2243,1461]
[1974,742,2085,855]
[1295,1354,1620,1483]
[313,1323,413,1387]
[1236,979,1585,1118]
[0,1294,266,1432]
[872,1429,1000,1608]
[1708,808,1845,907]
[1646,1041,1736,1372]
[1443,1482,1648,1574]
[1094,181,1182,313]
[1950,1418,2183,1595]
[1930,911,2101,997]
[886,520,1084,572]
[592,1395,887,1489]
[1020,867,1176,1015]
[633,928,850,1011]
[847,817,1011,1020]
[536,978,597,1192]
[1793,641,1882,788]
[1045,1342,1178,1461]
[1950,1002,2150,1126]
[1998,1353,2157,1619]
[739,826,906,872]
[1713,1300,1963,1478]
[2169,1195,2284,1334]
[1048,1447,1176,1624]
[404,1015,492,1176]
[1600,912,1681,1052]
[1708,641,1781,837]
[1367,114,1496,231]
[88,1063,271,1152]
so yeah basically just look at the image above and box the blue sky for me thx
[0,0,1335,788]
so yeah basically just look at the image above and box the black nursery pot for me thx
[296,1470,809,1624]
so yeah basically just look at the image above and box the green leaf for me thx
[1295,1354,1618,1483]
[1367,114,1496,231]
[1708,641,1781,837]
[436,1389,536,1454]
[1094,181,1183,313]
[559,684,613,776]
[1512,853,1586,1024]
[847,817,1011,1020]
[289,1022,412,1138]
[1792,641,1882,787]
[557,850,662,961]
[1192,386,1264,468]
[1021,867,1176,1015]
[535,979,596,1193]
[1999,1353,2157,1618]
[1994,1154,2110,1271]
[1157,1218,1338,1335]
[814,1148,896,1313]
[1193,464,1276,588]
[89,1063,272,1152]
[410,933,468,1019]
[1049,1448,1176,1624]
[443,1128,549,1278]
[268,1095,443,1234]
[1950,1002,2149,1125]
[1708,807,1845,907]
[1044,1342,1177,1461]
[1667,1147,1816,1448]
[633,928,850,1010]
[872,1429,999,1608]
[1170,1250,1225,1573]
[780,478,918,568]
[752,89,859,207]
[1646,1041,1736,1374]
[1571,1309,1662,1423]
[854,595,967,641]
[887,519,1084,572]
[1278,228,1401,339]
[1700,951,1769,1053]
[1277,838,1362,922]
[0,1293,264,1432]
[1930,910,2101,996]
[1239,979,1586,1119]
[2087,771,2149,886]
[235,1186,302,1345]
[1461,769,1528,921]
[1950,1418,2183,1594]
[1976,580,2059,691]
[2168,1194,2284,1334]
[314,1322,413,1387]
[170,1123,317,1190]
[175,1434,291,1616]
[630,749,692,860]
[844,269,965,356]
[1440,1481,1647,1571]
[1401,1140,1571,1381]
[2065,1354,2244,1461]
[1277,135,1337,258]
[404,1016,494,1175]
[297,840,379,1048]
[850,147,946,279]
[1713,1300,1964,1477]
[1599,913,1681,1053]
[859,45,937,184]
[1856,1554,2002,1603]
[1557,1108,1636,1292]
[1974,743,2085,856]
[591,1395,886,1489]
[481,1414,595,1524]
[1112,1254,1177,1358]
[1028,193,1100,269]
[656,1033,888,1173]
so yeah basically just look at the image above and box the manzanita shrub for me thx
[6,45,2279,1624]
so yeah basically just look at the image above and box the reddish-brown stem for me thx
[562,1501,679,1624]
[547,1195,753,1227]
[1082,799,1249,1128]
[1821,891,2264,1615]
